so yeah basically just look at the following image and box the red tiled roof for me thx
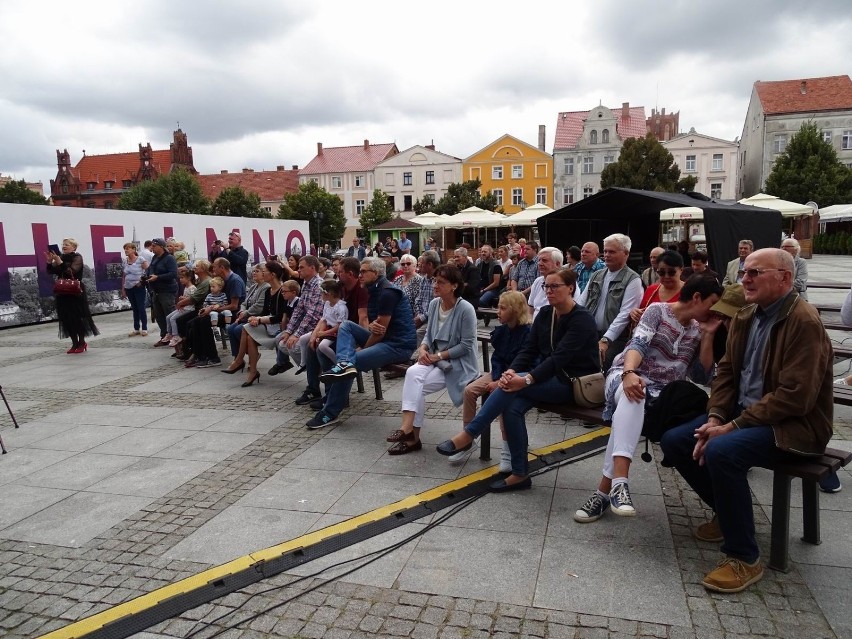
[553,106,647,149]
[73,150,172,187]
[300,142,398,175]
[755,75,852,115]
[197,169,300,202]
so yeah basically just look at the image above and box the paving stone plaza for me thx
[1,255,851,639]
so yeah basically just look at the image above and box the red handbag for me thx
[53,278,82,296]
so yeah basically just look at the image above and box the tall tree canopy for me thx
[210,186,269,218]
[601,133,696,192]
[118,168,210,214]
[277,181,346,246]
[765,122,852,207]
[429,179,499,216]
[0,179,49,204]
[358,189,393,237]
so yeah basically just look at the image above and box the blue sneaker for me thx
[819,471,842,493]
[609,482,636,516]
[319,361,357,383]
[574,492,610,523]
[306,411,339,430]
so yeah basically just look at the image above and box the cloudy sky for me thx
[1,0,850,194]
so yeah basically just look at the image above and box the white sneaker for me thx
[448,436,480,464]
[128,330,140,337]
[498,440,512,473]
[834,377,850,385]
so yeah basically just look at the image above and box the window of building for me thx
[87,182,95,191]
[492,165,503,180]
[86,202,96,208]
[511,165,523,179]
[710,183,722,199]
[712,154,723,171]
[443,169,453,182]
[425,170,434,184]
[403,172,413,186]
[386,195,395,209]
[384,173,394,186]
[534,163,548,178]
[582,157,594,174]
[355,199,365,216]
[104,181,113,190]
[583,187,594,199]
[563,187,574,205]
[61,180,68,194]
[309,177,319,185]
[564,157,574,175]
[602,129,609,143]
[822,131,832,144]
[422,194,435,206]
[331,176,342,189]
[493,188,503,206]
[685,155,696,172]
[512,188,523,206]
[603,155,614,168]
[122,179,132,188]
[355,174,365,187]
[404,195,413,211]
[842,130,852,150]
[773,134,787,153]
[263,206,272,213]
[590,130,598,144]
[104,201,114,209]
[535,187,547,204]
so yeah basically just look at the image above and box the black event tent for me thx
[536,188,782,275]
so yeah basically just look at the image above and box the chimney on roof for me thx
[426,140,435,151]
[661,108,666,116]
[317,142,323,156]
[276,165,285,171]
[538,125,546,151]
[800,81,807,95]
[292,165,298,170]
[220,170,228,174]
[622,102,630,119]
[242,168,253,173]
[364,139,369,150]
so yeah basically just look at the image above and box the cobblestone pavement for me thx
[1,258,851,639]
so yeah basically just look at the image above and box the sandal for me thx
[386,429,415,443]
[387,440,422,455]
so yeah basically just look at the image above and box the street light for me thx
[313,211,324,248]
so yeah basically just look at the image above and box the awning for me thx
[818,204,852,223]
[738,193,814,218]
[501,203,554,226]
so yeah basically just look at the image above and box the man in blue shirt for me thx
[573,242,606,294]
[398,231,413,254]
[307,257,416,429]
[185,257,245,368]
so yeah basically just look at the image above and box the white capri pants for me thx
[400,363,448,428]
[601,382,646,480]
[318,338,337,362]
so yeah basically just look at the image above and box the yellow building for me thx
[462,134,553,214]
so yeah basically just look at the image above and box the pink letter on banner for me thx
[252,229,275,263]
[90,225,125,291]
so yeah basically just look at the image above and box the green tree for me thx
[359,189,394,236]
[117,168,210,214]
[432,179,499,216]
[210,186,269,218]
[600,133,684,192]
[412,194,436,215]
[765,121,852,206]
[0,179,49,204]
[277,181,346,246]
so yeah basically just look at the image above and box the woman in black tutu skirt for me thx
[45,237,99,353]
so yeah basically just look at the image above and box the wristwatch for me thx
[525,375,534,386]
[599,337,611,345]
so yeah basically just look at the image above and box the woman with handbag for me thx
[384,264,480,455]
[574,275,723,523]
[45,237,99,354]
[436,268,600,491]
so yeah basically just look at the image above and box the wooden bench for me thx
[477,329,492,373]
[813,303,842,315]
[355,369,385,400]
[822,322,852,332]
[833,385,852,406]
[807,282,850,290]
[768,446,851,572]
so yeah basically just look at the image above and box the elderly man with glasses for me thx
[661,248,834,594]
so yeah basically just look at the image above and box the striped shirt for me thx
[285,275,324,338]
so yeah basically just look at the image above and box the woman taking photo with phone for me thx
[45,238,99,353]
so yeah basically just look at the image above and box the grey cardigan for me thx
[422,297,480,406]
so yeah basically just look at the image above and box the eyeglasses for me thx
[359,269,373,274]
[543,283,566,291]
[656,268,679,277]
[737,268,787,279]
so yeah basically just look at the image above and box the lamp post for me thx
[313,211,324,249]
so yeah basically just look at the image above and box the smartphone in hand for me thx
[48,243,60,255]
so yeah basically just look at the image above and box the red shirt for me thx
[640,283,681,309]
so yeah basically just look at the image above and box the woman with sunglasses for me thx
[436,269,600,491]
[629,250,684,326]
[393,254,424,318]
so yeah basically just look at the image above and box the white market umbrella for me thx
[439,206,507,228]
[503,203,554,226]
[659,206,704,221]
[738,193,813,218]
[818,204,852,223]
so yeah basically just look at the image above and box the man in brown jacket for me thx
[660,248,833,593]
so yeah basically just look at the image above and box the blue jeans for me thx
[228,321,244,357]
[303,345,334,396]
[660,415,793,563]
[464,375,574,477]
[479,289,500,308]
[322,320,414,418]
[126,286,147,331]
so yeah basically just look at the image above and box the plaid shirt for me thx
[285,275,324,337]
[415,275,435,324]
[512,256,539,291]
[574,258,606,293]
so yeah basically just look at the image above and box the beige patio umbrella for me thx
[738,193,813,218]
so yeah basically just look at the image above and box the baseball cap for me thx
[710,284,747,318]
